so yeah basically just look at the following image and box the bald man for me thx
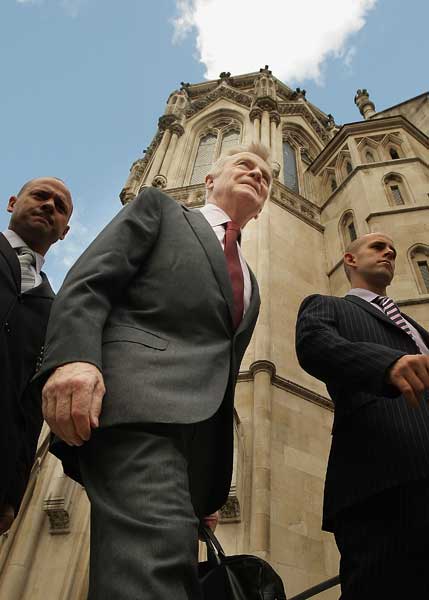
[296,233,429,599]
[0,177,73,533]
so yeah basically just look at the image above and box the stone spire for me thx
[354,89,376,119]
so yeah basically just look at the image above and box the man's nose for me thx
[249,169,262,182]
[41,197,55,212]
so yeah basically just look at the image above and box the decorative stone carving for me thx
[169,122,185,137]
[249,107,263,122]
[158,114,177,131]
[220,492,241,523]
[279,103,330,143]
[119,188,136,204]
[219,71,231,81]
[185,86,252,118]
[269,111,281,126]
[152,174,167,189]
[272,161,281,179]
[293,87,307,101]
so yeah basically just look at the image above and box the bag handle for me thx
[199,525,227,565]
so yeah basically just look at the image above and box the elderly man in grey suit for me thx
[296,233,429,599]
[38,143,272,599]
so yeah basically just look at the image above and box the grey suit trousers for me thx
[79,423,208,600]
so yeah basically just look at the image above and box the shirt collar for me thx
[346,288,381,303]
[199,203,239,229]
[2,229,45,274]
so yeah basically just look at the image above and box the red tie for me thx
[224,221,244,329]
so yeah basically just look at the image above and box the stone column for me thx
[146,128,172,184]
[250,108,262,143]
[269,112,280,160]
[161,124,185,183]
[261,110,270,148]
[248,361,275,559]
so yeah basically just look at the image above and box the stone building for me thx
[1,68,428,599]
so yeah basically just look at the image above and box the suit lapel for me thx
[0,233,20,292]
[24,272,55,300]
[345,294,427,344]
[183,208,235,326]
[402,311,429,347]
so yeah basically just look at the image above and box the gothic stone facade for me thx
[1,69,428,599]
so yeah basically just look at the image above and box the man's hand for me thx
[202,511,219,533]
[387,355,429,407]
[42,362,105,446]
[0,504,14,534]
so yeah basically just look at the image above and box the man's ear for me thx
[205,174,214,191]
[59,225,70,241]
[7,196,17,214]
[344,252,356,269]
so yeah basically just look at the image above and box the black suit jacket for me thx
[38,188,261,513]
[296,293,429,531]
[0,233,54,512]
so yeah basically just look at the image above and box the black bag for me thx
[198,526,287,600]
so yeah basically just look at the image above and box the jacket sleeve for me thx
[295,294,406,397]
[36,188,163,381]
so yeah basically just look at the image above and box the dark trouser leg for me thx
[79,424,202,600]
[334,479,429,600]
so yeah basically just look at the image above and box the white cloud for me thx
[173,0,377,83]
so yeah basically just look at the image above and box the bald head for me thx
[343,232,396,294]
[7,177,73,255]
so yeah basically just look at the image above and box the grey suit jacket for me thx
[296,293,429,531]
[39,186,260,427]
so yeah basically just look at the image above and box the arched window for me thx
[389,147,400,160]
[365,150,375,163]
[190,134,217,184]
[340,212,358,248]
[282,141,299,192]
[220,129,240,155]
[383,173,411,207]
[410,245,429,294]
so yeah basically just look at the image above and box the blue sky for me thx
[1,0,428,289]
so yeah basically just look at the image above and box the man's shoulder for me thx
[133,187,186,212]
[299,293,343,308]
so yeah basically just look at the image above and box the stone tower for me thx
[1,69,428,599]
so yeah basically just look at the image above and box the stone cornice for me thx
[310,115,429,175]
[366,203,429,222]
[238,360,333,411]
[397,296,429,307]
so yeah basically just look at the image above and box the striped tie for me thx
[373,295,414,338]
[16,247,36,292]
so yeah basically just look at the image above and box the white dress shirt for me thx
[347,287,428,355]
[2,229,44,289]
[199,203,251,315]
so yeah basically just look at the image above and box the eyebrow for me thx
[370,240,397,257]
[237,157,272,182]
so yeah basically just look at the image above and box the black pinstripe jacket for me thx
[296,294,429,531]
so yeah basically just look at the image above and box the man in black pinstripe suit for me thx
[296,233,429,599]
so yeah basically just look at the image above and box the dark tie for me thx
[372,295,414,339]
[224,221,244,330]
[16,246,36,292]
